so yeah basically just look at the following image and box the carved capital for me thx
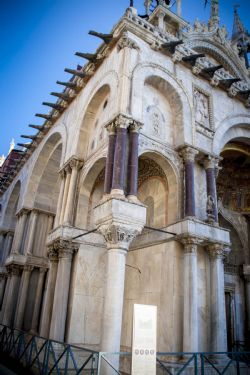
[181,237,201,254]
[114,113,133,129]
[203,155,217,170]
[39,267,47,274]
[179,146,198,162]
[105,122,116,135]
[7,265,20,276]
[117,33,140,51]
[130,120,143,133]
[23,265,34,272]
[207,244,229,259]
[99,223,139,251]
[243,265,250,283]
[52,239,79,259]
[69,158,84,171]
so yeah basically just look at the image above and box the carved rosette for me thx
[99,223,140,251]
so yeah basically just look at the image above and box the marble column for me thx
[3,232,14,261]
[30,268,47,334]
[0,233,5,263]
[208,244,228,353]
[63,159,82,226]
[0,275,6,308]
[243,265,250,346]
[94,198,146,354]
[104,123,116,195]
[59,167,71,225]
[39,248,59,337]
[25,210,38,255]
[2,265,21,326]
[49,240,78,341]
[181,237,199,352]
[111,114,131,195]
[54,170,66,228]
[204,156,219,223]
[11,209,29,254]
[127,121,143,200]
[14,265,33,329]
[180,147,198,218]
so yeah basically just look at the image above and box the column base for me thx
[110,189,125,198]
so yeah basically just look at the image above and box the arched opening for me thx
[143,76,182,147]
[3,180,21,230]
[75,158,105,229]
[217,137,250,349]
[76,85,110,159]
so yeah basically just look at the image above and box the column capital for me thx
[243,264,250,283]
[16,207,30,218]
[105,113,134,130]
[207,243,230,258]
[180,236,201,254]
[99,223,140,251]
[179,146,199,162]
[69,158,84,171]
[39,267,47,274]
[60,156,84,174]
[7,264,21,276]
[202,155,220,170]
[129,119,143,133]
[52,239,79,258]
[23,265,34,272]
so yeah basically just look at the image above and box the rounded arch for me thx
[186,39,247,79]
[23,132,63,210]
[75,157,106,229]
[75,71,119,159]
[138,151,180,224]
[213,114,250,154]
[1,180,21,230]
[131,63,193,146]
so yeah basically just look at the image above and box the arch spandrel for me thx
[131,63,193,147]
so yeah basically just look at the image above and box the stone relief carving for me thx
[117,32,140,51]
[146,98,165,137]
[194,89,210,128]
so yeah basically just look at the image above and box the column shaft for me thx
[180,147,198,218]
[246,281,250,344]
[104,129,116,194]
[2,266,20,326]
[127,129,139,197]
[182,239,198,352]
[49,245,75,341]
[112,128,127,193]
[59,169,71,225]
[31,268,46,333]
[101,249,127,352]
[209,245,227,352]
[39,251,58,337]
[14,266,33,329]
[54,171,65,228]
[25,211,38,254]
[63,162,79,225]
[11,211,28,254]
[0,276,6,308]
[4,233,13,261]
[205,166,218,222]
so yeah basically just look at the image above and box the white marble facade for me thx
[0,1,249,360]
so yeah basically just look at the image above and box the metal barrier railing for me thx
[1,324,250,374]
[97,351,250,374]
[0,324,99,374]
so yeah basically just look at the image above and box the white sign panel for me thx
[131,304,157,375]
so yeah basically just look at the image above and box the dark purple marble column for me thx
[181,147,198,218]
[204,157,218,222]
[127,122,142,197]
[104,125,116,195]
[112,124,128,193]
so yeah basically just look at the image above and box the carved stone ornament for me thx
[179,146,198,163]
[105,113,134,130]
[117,33,140,51]
[181,237,201,254]
[207,244,229,259]
[99,223,140,250]
[194,89,210,128]
[48,239,79,259]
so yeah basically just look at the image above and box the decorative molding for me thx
[117,32,140,51]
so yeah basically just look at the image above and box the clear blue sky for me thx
[0,0,249,156]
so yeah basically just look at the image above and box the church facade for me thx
[0,0,249,359]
